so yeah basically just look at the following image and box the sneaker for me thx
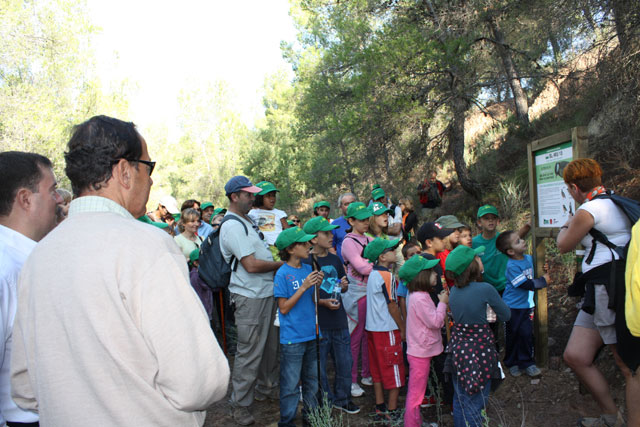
[525,365,542,377]
[372,404,390,423]
[388,408,403,423]
[578,413,624,427]
[361,376,373,386]
[509,365,521,377]
[232,406,255,426]
[333,401,361,414]
[422,422,438,427]
[351,382,365,397]
[420,395,437,408]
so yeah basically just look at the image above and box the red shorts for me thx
[366,330,405,390]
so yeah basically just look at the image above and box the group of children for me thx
[268,198,551,427]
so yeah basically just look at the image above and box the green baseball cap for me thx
[371,187,386,201]
[137,215,169,229]
[445,245,486,275]
[436,215,465,229]
[189,249,200,263]
[137,214,154,224]
[256,181,279,195]
[477,204,499,218]
[287,220,295,226]
[313,201,331,210]
[371,201,392,216]
[363,237,400,263]
[398,255,440,284]
[274,227,316,250]
[345,202,373,220]
[201,202,214,210]
[303,216,339,234]
[172,213,180,221]
[212,207,227,217]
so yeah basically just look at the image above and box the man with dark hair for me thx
[0,151,61,427]
[220,176,283,426]
[11,116,229,426]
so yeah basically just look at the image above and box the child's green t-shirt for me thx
[472,232,508,292]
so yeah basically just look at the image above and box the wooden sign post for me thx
[527,127,589,366]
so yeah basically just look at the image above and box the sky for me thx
[88,0,298,133]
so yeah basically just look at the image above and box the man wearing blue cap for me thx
[220,176,284,426]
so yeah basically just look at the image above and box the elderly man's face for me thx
[130,136,153,218]
[340,195,355,215]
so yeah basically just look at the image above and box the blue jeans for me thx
[279,340,319,427]
[319,328,352,406]
[452,377,491,427]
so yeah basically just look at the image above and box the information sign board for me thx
[534,141,575,228]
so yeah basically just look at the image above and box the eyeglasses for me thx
[112,158,156,176]
[292,219,301,224]
[251,224,265,241]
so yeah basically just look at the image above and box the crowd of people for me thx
[0,115,638,427]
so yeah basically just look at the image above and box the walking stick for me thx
[219,291,227,355]
[311,256,322,399]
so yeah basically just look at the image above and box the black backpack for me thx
[427,183,442,207]
[585,191,640,265]
[198,215,248,290]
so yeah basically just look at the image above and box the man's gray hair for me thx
[337,192,357,208]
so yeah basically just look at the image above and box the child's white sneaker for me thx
[361,376,373,386]
[351,382,364,397]
[525,365,542,377]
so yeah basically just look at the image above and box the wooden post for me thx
[528,126,588,368]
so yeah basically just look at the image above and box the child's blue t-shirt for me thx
[473,233,508,292]
[503,254,535,309]
[397,280,408,298]
[274,262,318,344]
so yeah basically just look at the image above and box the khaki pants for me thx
[230,293,280,407]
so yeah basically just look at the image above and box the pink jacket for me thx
[406,291,447,358]
[341,232,373,283]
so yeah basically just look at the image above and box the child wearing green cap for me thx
[340,201,374,397]
[398,255,449,427]
[313,201,331,220]
[301,216,360,414]
[363,237,405,422]
[444,245,511,427]
[249,181,289,260]
[273,227,324,426]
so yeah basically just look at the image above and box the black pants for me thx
[7,422,39,427]
[504,308,535,369]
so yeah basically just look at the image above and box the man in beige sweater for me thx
[10,116,229,426]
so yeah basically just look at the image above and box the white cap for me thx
[159,196,179,214]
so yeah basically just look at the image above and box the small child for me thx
[273,227,324,426]
[363,237,406,422]
[397,240,422,320]
[399,255,449,427]
[457,224,472,248]
[301,216,360,415]
[444,245,511,427]
[496,230,550,377]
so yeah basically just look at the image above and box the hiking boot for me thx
[333,401,361,414]
[361,376,373,386]
[254,388,279,402]
[509,365,521,377]
[351,382,365,397]
[232,406,255,426]
[525,365,542,377]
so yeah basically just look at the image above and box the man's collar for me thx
[68,196,134,220]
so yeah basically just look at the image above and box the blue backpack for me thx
[585,191,640,264]
[198,215,248,289]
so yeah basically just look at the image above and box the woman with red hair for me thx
[557,158,637,427]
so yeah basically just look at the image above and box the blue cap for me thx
[224,176,262,196]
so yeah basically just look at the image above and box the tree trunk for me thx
[610,0,639,53]
[450,95,482,200]
[338,139,356,194]
[487,16,530,126]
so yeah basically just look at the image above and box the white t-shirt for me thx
[578,198,631,273]
[387,204,403,240]
[365,269,400,332]
[248,208,287,246]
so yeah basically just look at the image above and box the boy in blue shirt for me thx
[274,227,324,427]
[496,230,550,378]
[302,216,360,415]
